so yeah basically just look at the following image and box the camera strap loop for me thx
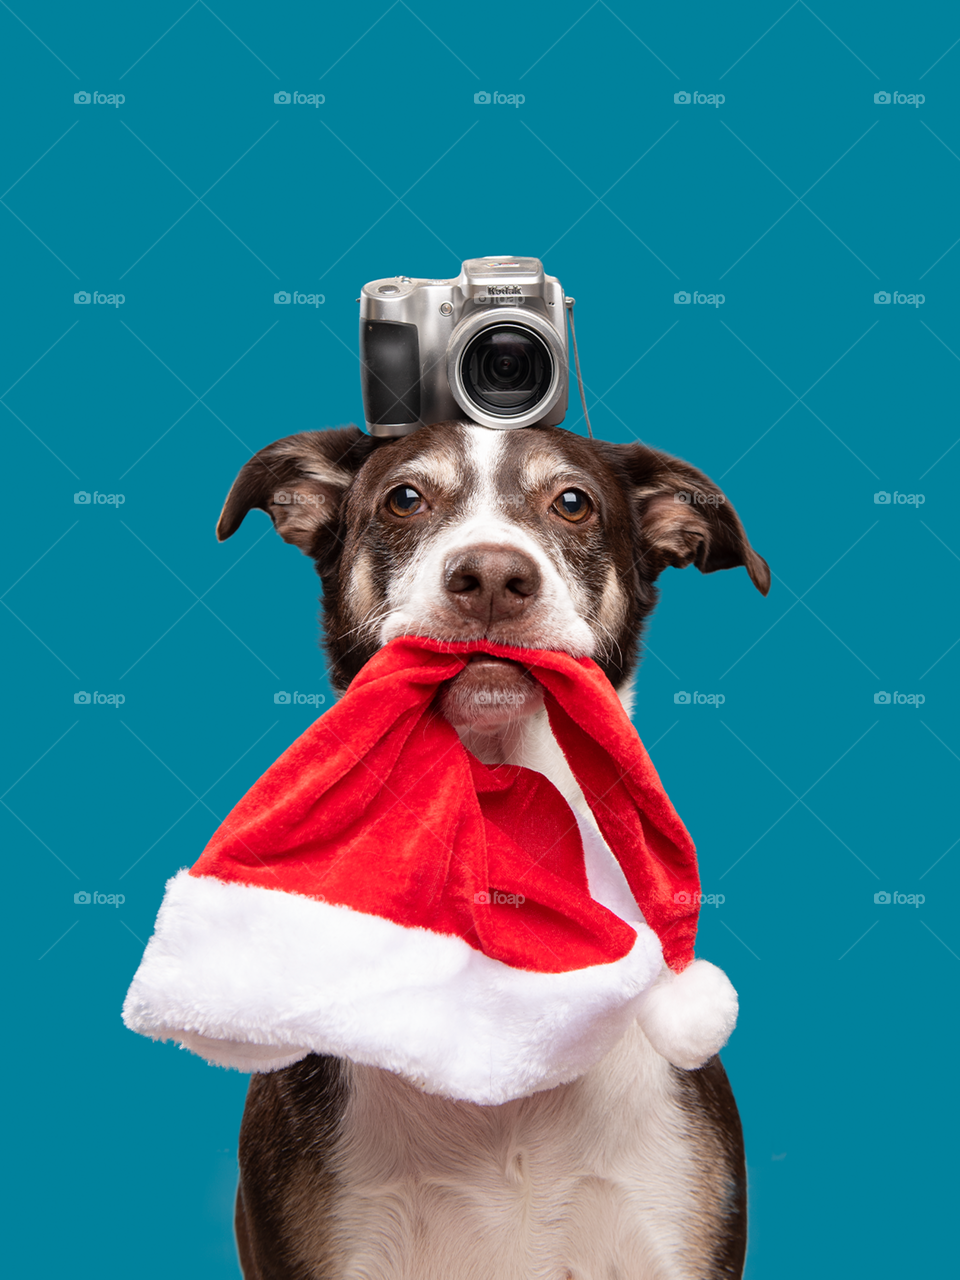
[564,297,593,439]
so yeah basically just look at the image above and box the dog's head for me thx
[218,421,768,729]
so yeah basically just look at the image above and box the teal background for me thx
[2,2,958,1274]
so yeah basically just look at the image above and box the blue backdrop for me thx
[2,2,957,1275]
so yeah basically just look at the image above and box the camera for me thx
[359,256,569,436]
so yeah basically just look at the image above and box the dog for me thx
[216,419,769,1280]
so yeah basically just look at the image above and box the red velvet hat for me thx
[123,637,737,1104]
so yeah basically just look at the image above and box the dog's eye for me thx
[386,485,425,517]
[552,489,592,523]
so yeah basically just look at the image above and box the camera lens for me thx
[461,325,552,417]
[481,345,531,392]
[491,352,522,382]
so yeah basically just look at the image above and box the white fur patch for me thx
[328,1023,730,1279]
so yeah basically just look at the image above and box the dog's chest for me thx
[317,1027,719,1280]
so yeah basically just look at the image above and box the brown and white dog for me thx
[217,420,769,1280]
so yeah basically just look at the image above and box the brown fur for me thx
[672,1059,748,1278]
[235,1056,346,1280]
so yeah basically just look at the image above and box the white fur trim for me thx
[635,959,739,1070]
[123,869,665,1105]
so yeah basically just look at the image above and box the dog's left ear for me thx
[600,442,770,595]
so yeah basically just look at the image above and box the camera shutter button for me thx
[378,285,400,295]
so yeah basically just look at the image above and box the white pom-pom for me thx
[635,959,738,1070]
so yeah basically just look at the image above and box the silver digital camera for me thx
[359,256,569,436]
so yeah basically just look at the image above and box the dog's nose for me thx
[442,544,542,622]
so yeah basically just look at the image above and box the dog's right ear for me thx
[217,428,377,558]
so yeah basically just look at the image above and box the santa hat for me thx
[123,637,737,1104]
